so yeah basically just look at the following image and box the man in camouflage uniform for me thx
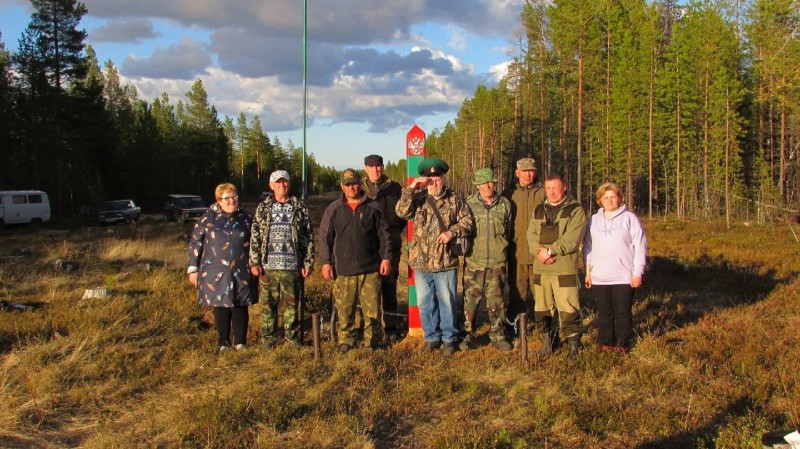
[501,157,545,329]
[461,168,513,352]
[249,170,315,346]
[319,169,392,353]
[361,154,405,338]
[395,158,474,356]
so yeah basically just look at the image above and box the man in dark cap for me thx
[361,154,405,340]
[319,169,392,353]
[502,157,545,332]
[396,158,474,356]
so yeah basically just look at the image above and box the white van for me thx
[0,190,51,228]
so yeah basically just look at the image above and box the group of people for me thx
[187,154,647,358]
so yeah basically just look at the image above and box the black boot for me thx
[567,336,580,359]
[536,332,552,356]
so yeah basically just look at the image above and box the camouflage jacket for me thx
[249,194,315,272]
[396,186,474,272]
[465,193,512,269]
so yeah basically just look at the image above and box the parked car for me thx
[0,190,51,229]
[163,194,207,223]
[97,199,141,225]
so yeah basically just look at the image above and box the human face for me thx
[600,189,621,212]
[515,169,536,187]
[341,182,361,201]
[269,179,290,201]
[364,164,385,182]
[476,182,495,201]
[218,191,239,214]
[544,179,567,204]
[425,175,445,197]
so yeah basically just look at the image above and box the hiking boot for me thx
[567,336,580,359]
[424,340,442,351]
[441,341,457,357]
[459,335,473,352]
[338,344,351,354]
[491,340,513,352]
[536,333,553,356]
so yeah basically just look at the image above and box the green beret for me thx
[417,158,449,176]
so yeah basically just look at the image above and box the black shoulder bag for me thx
[426,195,471,257]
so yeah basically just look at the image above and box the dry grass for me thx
[0,206,798,448]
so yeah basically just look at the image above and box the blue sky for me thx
[0,0,524,169]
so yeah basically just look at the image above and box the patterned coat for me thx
[188,204,257,307]
[465,193,512,269]
[395,186,474,272]
[249,194,315,272]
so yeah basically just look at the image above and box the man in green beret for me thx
[462,168,514,352]
[395,158,474,356]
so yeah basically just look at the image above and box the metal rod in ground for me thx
[312,312,321,360]
[519,313,528,365]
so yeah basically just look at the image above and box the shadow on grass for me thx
[581,255,779,341]
[634,395,753,448]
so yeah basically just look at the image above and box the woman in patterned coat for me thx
[188,183,257,352]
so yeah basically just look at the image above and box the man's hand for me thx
[249,266,261,277]
[536,247,552,263]
[436,230,454,245]
[301,267,311,278]
[321,264,334,281]
[379,259,391,276]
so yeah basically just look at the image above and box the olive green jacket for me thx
[465,193,511,269]
[526,196,586,275]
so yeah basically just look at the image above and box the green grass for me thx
[0,203,798,448]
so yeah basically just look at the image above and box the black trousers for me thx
[590,284,634,348]
[214,306,249,347]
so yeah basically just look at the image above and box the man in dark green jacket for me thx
[502,157,545,329]
[526,173,586,358]
[462,168,513,352]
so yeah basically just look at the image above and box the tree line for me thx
[425,0,799,225]
[0,0,341,216]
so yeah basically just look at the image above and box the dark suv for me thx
[163,194,207,223]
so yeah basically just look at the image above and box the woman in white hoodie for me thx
[583,182,647,353]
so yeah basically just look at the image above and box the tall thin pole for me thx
[302,0,308,199]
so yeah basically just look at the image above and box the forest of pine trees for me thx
[1,0,798,224]
[0,0,341,216]
[426,0,799,224]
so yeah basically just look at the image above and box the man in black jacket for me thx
[361,154,405,338]
[319,169,392,353]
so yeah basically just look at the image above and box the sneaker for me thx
[338,344,351,354]
[441,341,456,357]
[234,344,246,351]
[219,345,231,353]
[491,340,513,352]
[424,340,442,351]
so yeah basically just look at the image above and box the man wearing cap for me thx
[501,157,546,330]
[361,155,405,338]
[249,170,315,347]
[396,158,474,356]
[319,169,392,353]
[461,168,514,352]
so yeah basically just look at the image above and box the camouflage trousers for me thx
[334,272,383,347]
[462,265,508,341]
[259,270,300,341]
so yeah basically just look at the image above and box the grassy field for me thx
[0,194,798,448]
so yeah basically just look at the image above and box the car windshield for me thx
[177,197,204,208]
[104,201,130,211]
